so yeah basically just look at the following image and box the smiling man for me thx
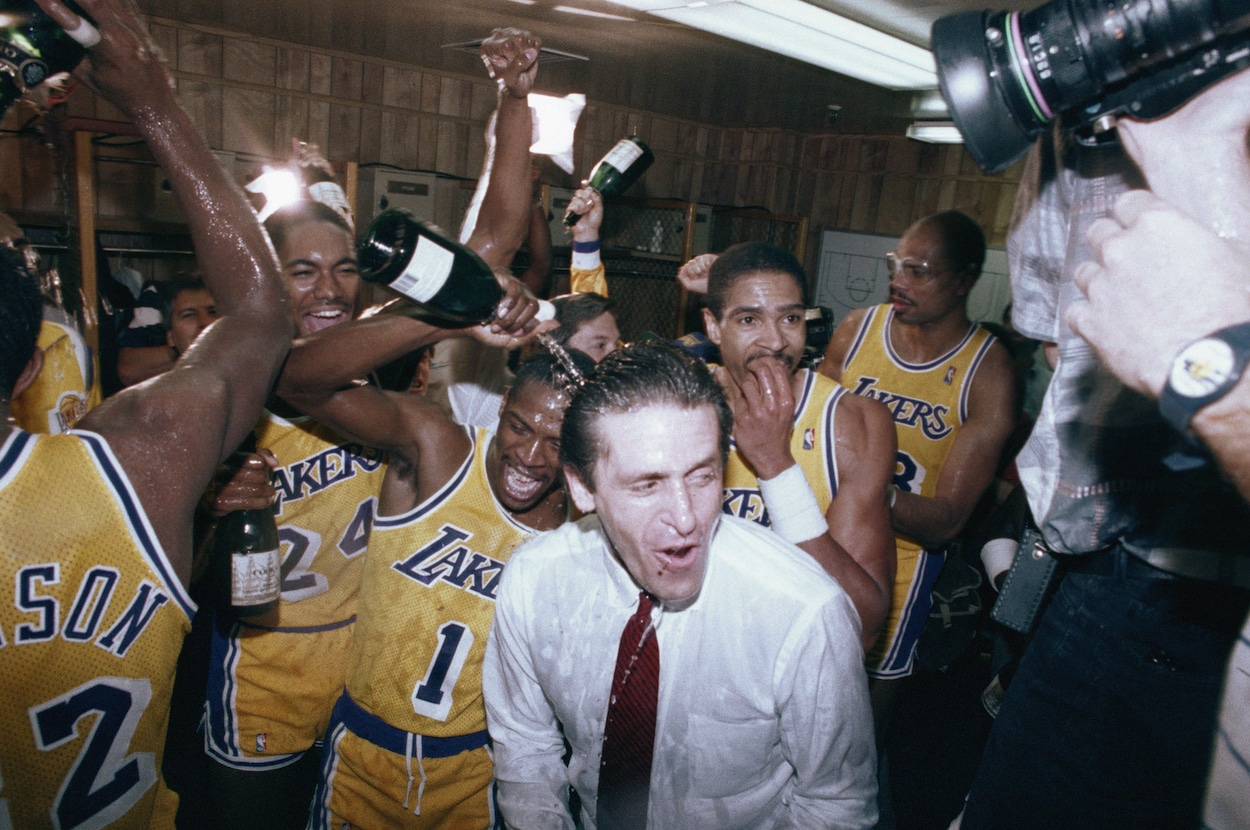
[204,27,552,828]
[483,343,877,830]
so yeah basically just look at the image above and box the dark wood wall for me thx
[0,15,1024,280]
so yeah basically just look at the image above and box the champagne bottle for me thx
[214,437,280,618]
[563,136,655,226]
[358,208,553,325]
[0,0,95,119]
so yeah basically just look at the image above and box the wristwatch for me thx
[1158,321,1250,434]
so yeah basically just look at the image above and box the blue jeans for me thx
[962,549,1249,830]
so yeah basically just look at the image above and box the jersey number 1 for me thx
[411,621,473,722]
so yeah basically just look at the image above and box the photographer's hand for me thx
[1114,66,1250,240]
[1068,190,1250,398]
[1068,65,1250,501]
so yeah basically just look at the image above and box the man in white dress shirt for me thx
[483,342,877,830]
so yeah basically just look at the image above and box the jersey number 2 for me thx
[28,677,156,830]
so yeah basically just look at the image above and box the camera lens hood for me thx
[933,11,1039,174]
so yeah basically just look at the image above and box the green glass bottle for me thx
[359,208,552,325]
[0,0,93,119]
[214,437,280,618]
[563,136,655,226]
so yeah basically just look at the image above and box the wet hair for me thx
[263,200,353,256]
[916,210,986,278]
[159,272,210,329]
[706,241,808,319]
[511,348,596,400]
[0,245,43,399]
[560,341,733,491]
[548,293,617,347]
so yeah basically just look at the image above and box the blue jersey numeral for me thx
[411,621,473,722]
[30,677,156,830]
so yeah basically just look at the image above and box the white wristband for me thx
[758,464,827,544]
[981,538,1018,589]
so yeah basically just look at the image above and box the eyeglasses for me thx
[886,251,941,285]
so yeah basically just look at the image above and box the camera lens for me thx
[933,11,1037,174]
[933,0,1250,174]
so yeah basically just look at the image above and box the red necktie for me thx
[598,591,659,826]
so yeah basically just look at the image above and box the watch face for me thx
[1171,338,1236,399]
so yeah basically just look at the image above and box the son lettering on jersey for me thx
[851,377,953,440]
[5,567,168,657]
[392,524,505,601]
[272,443,383,512]
[722,488,770,526]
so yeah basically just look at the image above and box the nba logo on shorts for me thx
[255,733,267,753]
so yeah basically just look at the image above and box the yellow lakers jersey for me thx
[12,320,101,435]
[258,410,386,626]
[723,368,845,526]
[841,304,996,548]
[0,429,193,829]
[345,426,533,737]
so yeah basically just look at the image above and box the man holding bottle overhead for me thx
[199,29,552,829]
[270,28,594,828]
[0,0,294,826]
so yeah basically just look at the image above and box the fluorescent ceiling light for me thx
[554,5,637,20]
[906,121,964,143]
[609,0,937,90]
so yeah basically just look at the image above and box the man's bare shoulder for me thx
[967,334,1019,412]
[820,306,874,380]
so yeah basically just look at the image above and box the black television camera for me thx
[932,0,1250,174]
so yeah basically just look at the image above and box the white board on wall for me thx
[813,229,1012,327]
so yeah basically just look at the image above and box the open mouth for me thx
[656,543,700,571]
[502,463,548,503]
[303,307,348,333]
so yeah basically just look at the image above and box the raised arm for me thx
[520,200,553,297]
[49,0,292,582]
[464,29,541,270]
[889,341,1017,549]
[278,284,547,472]
[566,185,608,296]
[277,313,463,461]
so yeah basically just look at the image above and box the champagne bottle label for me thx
[308,181,353,226]
[389,235,454,304]
[231,548,280,605]
[598,139,644,175]
[0,40,48,88]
